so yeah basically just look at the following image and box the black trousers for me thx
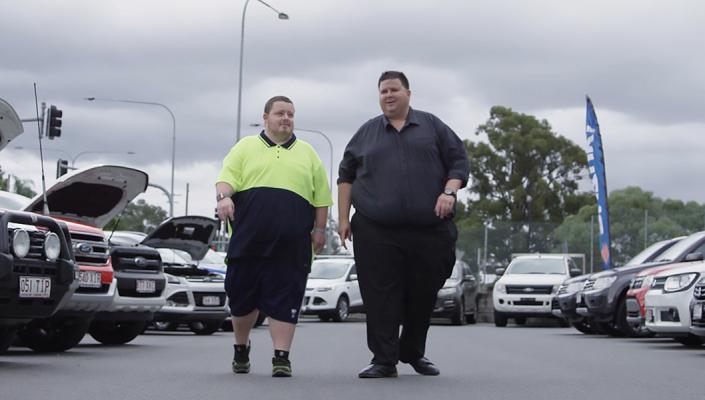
[351,213,457,365]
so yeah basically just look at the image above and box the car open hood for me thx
[141,216,218,261]
[24,165,148,228]
[0,98,23,152]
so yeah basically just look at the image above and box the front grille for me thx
[513,299,544,306]
[551,298,560,310]
[506,285,553,295]
[76,283,111,294]
[71,232,109,265]
[167,291,189,306]
[694,284,705,300]
[111,246,162,273]
[583,279,596,291]
[193,292,226,307]
[652,277,667,290]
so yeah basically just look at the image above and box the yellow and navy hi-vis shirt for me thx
[216,132,333,269]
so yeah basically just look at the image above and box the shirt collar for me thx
[259,131,297,149]
[382,107,420,130]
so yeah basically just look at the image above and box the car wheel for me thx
[188,321,222,335]
[451,298,466,325]
[465,300,478,324]
[332,296,350,322]
[572,321,594,334]
[18,317,90,352]
[152,321,178,331]
[0,326,17,353]
[494,311,507,327]
[89,320,148,345]
[674,334,704,347]
[253,313,267,327]
[514,317,527,326]
[615,296,653,338]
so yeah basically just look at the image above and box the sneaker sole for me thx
[272,367,292,377]
[232,362,250,374]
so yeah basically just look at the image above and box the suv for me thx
[16,165,150,351]
[493,254,581,327]
[301,256,362,322]
[432,259,479,325]
[582,231,705,337]
[110,217,227,335]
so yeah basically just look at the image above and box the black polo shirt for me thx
[338,108,469,226]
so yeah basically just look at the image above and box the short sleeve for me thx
[215,142,245,191]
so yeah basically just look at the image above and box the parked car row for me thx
[555,231,705,346]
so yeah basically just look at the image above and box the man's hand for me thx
[216,197,235,221]
[338,220,352,249]
[434,193,456,219]
[312,231,326,254]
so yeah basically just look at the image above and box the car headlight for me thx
[12,229,31,258]
[438,287,457,297]
[642,275,654,289]
[663,273,699,293]
[592,276,617,290]
[566,282,583,294]
[316,287,332,292]
[551,284,560,294]
[44,232,61,261]
[166,274,181,284]
[494,283,506,294]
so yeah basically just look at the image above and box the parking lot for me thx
[1,319,703,400]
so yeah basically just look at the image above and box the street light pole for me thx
[236,0,289,143]
[85,97,176,217]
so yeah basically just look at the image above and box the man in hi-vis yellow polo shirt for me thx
[215,96,332,378]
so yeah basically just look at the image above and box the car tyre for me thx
[332,296,350,322]
[465,299,478,324]
[615,296,653,338]
[188,321,222,335]
[674,334,703,347]
[18,317,90,352]
[89,320,148,345]
[451,298,467,325]
[494,311,508,327]
[572,321,594,334]
[152,321,178,331]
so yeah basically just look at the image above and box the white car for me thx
[644,261,705,346]
[301,256,362,322]
[493,254,580,327]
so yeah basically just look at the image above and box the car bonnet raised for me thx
[141,216,218,261]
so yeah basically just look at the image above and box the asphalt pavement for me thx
[1,318,703,400]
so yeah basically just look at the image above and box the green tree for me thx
[0,167,37,197]
[458,106,593,263]
[552,186,705,270]
[104,199,168,233]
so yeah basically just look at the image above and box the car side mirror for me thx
[685,252,704,262]
[569,268,582,277]
[495,268,505,276]
[349,274,358,281]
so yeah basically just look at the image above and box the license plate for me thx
[136,279,156,293]
[202,296,220,306]
[19,276,51,298]
[694,304,703,320]
[79,271,102,288]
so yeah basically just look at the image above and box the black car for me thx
[582,232,705,336]
[558,237,682,335]
[432,260,479,325]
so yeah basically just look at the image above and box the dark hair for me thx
[378,71,409,89]
[264,95,294,113]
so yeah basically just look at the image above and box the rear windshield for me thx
[507,258,566,274]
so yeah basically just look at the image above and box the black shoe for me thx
[358,363,398,378]
[407,357,439,376]
[232,343,250,374]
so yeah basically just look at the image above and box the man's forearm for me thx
[314,207,328,230]
[338,183,352,222]
[445,179,462,192]
[215,182,235,197]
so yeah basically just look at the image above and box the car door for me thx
[347,263,363,307]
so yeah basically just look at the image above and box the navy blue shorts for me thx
[225,256,308,324]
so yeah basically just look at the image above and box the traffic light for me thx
[46,105,63,139]
[56,159,69,178]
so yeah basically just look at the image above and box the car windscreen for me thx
[624,239,673,266]
[309,261,349,279]
[507,258,566,274]
[0,191,29,210]
[655,232,705,262]
[201,249,225,265]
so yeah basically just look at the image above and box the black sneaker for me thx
[272,357,292,377]
[232,343,250,374]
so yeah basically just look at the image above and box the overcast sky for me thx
[1,0,704,222]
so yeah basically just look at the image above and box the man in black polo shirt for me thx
[216,96,332,377]
[338,71,469,378]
